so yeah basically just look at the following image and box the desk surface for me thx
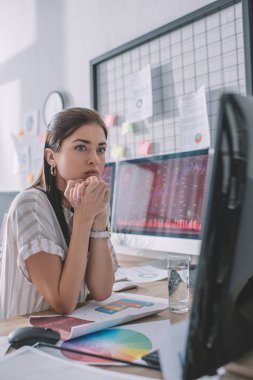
[0,254,252,379]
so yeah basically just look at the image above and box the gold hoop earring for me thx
[50,166,57,176]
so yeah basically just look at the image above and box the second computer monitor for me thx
[102,162,116,217]
[112,149,209,255]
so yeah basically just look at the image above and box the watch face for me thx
[43,91,64,125]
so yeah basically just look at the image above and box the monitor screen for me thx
[111,150,209,255]
[102,162,116,218]
[183,93,253,379]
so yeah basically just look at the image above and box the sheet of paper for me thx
[115,270,128,282]
[23,110,39,136]
[159,319,189,380]
[12,134,31,173]
[115,266,167,284]
[0,336,10,358]
[40,319,170,366]
[30,293,168,340]
[159,320,219,380]
[126,65,153,123]
[0,347,155,380]
[178,86,210,151]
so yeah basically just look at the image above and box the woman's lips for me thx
[85,170,99,178]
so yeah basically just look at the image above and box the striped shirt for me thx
[0,189,118,319]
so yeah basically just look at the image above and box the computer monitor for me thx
[102,162,116,218]
[111,149,209,256]
[183,93,253,379]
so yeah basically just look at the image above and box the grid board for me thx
[91,1,249,161]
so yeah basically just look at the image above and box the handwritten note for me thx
[121,121,133,135]
[38,131,46,144]
[104,114,117,128]
[26,172,34,184]
[17,128,25,137]
[110,145,125,160]
[138,141,153,155]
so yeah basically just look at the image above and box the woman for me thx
[0,108,118,319]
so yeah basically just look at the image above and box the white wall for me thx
[0,0,215,191]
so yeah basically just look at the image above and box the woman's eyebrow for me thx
[72,139,107,146]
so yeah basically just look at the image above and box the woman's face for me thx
[51,123,107,190]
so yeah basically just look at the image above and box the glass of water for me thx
[167,255,190,313]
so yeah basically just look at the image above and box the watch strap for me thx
[90,226,111,239]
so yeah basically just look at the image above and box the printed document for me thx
[30,292,168,340]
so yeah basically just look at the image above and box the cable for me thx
[34,342,160,371]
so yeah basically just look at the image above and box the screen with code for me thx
[102,162,116,215]
[113,150,209,239]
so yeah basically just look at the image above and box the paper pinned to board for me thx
[126,65,153,123]
[178,86,210,151]
[23,110,39,136]
[11,134,31,173]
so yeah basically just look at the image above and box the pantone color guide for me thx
[61,328,152,364]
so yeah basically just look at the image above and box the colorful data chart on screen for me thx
[61,328,152,364]
[113,149,209,238]
[95,298,154,314]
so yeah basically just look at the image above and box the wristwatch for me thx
[90,225,111,239]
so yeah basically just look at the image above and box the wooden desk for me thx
[0,254,252,379]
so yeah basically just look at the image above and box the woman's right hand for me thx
[64,179,109,222]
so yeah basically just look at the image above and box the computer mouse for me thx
[8,326,60,349]
[113,280,137,292]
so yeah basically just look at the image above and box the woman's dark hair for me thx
[31,107,107,246]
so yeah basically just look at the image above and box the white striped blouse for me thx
[0,189,118,319]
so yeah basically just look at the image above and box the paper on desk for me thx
[115,266,167,284]
[159,320,220,380]
[0,346,157,380]
[115,270,128,282]
[41,319,171,366]
[0,336,10,358]
[30,293,168,340]
[159,319,189,380]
